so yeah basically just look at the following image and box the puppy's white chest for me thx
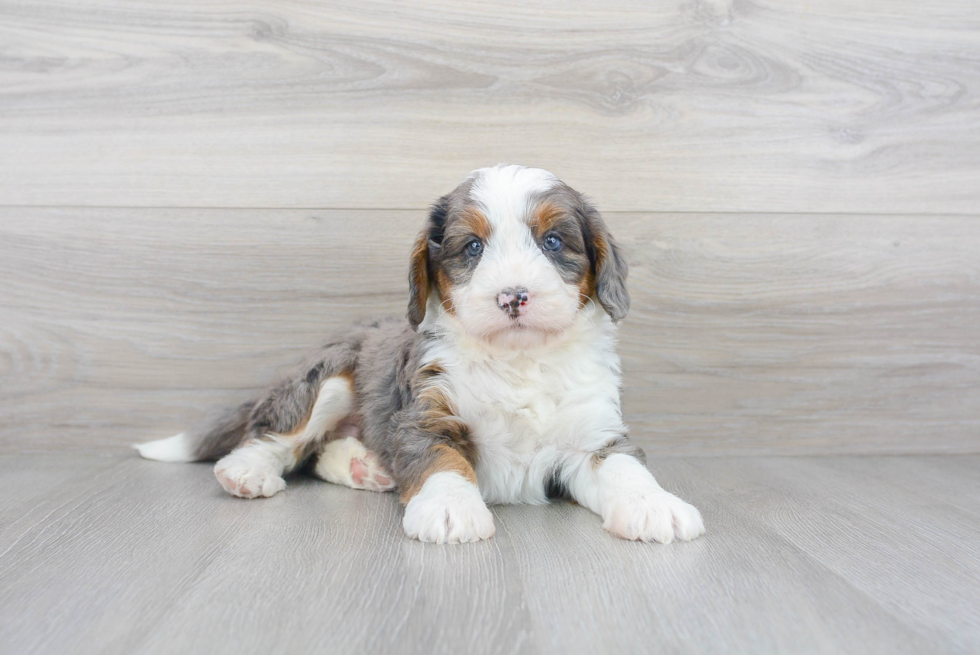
[469,364,563,449]
[445,348,624,504]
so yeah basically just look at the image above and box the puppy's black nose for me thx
[497,287,529,317]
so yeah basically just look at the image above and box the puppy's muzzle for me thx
[497,287,529,318]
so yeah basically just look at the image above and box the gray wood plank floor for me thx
[1,453,977,654]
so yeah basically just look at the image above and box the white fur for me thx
[214,443,287,499]
[314,436,367,487]
[149,164,705,545]
[468,165,558,225]
[135,432,195,462]
[570,454,705,543]
[421,310,704,541]
[423,307,624,505]
[301,376,356,456]
[452,165,581,343]
[313,436,394,492]
[214,376,354,498]
[403,472,495,543]
[420,166,623,505]
[410,165,704,542]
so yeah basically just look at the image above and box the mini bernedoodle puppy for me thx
[137,164,705,545]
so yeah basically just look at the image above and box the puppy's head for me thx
[408,165,628,344]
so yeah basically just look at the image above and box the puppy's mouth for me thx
[496,314,563,336]
[492,298,575,336]
[502,310,537,330]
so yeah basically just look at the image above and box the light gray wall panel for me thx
[0,0,977,211]
[2,208,976,455]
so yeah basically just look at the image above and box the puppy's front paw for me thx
[214,458,286,499]
[403,472,495,544]
[603,491,705,544]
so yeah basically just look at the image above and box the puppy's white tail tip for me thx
[134,433,196,462]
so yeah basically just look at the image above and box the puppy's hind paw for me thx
[214,459,286,499]
[313,436,394,492]
[350,451,395,492]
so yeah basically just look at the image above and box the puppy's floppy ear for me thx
[580,199,630,322]
[407,195,449,330]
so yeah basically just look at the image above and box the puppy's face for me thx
[408,165,629,345]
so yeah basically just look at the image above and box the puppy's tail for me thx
[135,401,254,463]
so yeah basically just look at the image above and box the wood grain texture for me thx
[0,0,978,212]
[2,207,978,455]
[1,453,977,653]
[681,457,980,652]
[2,3,977,651]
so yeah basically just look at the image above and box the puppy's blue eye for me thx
[543,235,562,252]
[466,240,483,257]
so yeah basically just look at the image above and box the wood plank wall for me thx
[1,1,978,454]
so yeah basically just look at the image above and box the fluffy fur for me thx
[136,164,705,545]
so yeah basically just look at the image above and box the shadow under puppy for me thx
[137,164,705,545]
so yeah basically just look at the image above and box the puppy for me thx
[137,164,705,545]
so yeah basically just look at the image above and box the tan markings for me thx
[592,231,610,268]
[528,200,565,239]
[243,410,314,467]
[281,371,353,463]
[399,363,478,502]
[400,444,477,503]
[580,230,611,307]
[336,368,355,387]
[590,436,619,470]
[414,361,446,383]
[286,406,317,463]
[459,206,493,242]
[408,229,431,326]
[410,230,430,290]
[578,268,596,307]
[433,268,456,315]
[530,200,594,305]
[590,437,641,470]
[413,367,471,456]
[417,385,470,452]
